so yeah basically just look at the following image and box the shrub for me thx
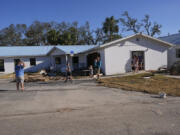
[170,61,180,75]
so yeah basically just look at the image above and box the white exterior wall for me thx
[104,36,169,75]
[78,54,87,69]
[50,55,66,72]
[50,48,88,71]
[4,58,15,73]
[2,56,51,73]
[99,49,106,74]
[24,57,51,72]
[168,46,180,67]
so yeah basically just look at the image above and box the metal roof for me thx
[55,45,97,54]
[82,33,174,54]
[158,33,180,45]
[0,45,97,57]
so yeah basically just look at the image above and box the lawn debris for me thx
[99,73,180,96]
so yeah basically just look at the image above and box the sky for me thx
[0,0,180,36]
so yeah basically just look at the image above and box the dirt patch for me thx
[99,73,180,96]
[0,73,15,79]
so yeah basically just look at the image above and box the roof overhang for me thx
[47,46,67,56]
[0,54,47,58]
[101,33,174,48]
[81,33,175,54]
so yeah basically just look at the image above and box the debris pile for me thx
[24,73,49,82]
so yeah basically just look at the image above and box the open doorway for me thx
[87,52,100,68]
[131,51,145,70]
[72,56,79,70]
[0,59,5,72]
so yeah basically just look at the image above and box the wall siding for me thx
[168,47,180,67]
[3,56,51,73]
[104,37,168,75]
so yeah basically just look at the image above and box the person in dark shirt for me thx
[64,62,73,83]
[96,57,102,79]
[94,58,98,75]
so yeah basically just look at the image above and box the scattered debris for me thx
[56,107,80,113]
[143,76,151,79]
[39,70,47,76]
[159,92,167,99]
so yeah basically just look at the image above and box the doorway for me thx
[87,52,100,67]
[72,56,79,70]
[131,51,145,70]
[0,59,4,72]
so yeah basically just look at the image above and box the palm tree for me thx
[102,16,120,43]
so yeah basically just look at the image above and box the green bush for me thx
[170,61,180,75]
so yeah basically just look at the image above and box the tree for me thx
[47,29,60,45]
[102,16,121,43]
[91,28,104,45]
[142,15,162,36]
[150,22,162,37]
[120,11,141,33]
[25,21,51,45]
[58,22,79,45]
[76,22,94,45]
[0,24,27,46]
[120,11,162,37]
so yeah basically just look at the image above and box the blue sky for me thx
[0,0,179,36]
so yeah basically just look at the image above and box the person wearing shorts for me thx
[15,60,25,91]
[97,57,101,79]
[89,65,93,78]
[94,58,98,75]
[64,63,73,83]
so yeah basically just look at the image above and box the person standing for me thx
[15,60,25,91]
[94,58,98,75]
[135,56,139,73]
[132,55,136,72]
[138,55,143,70]
[64,62,73,83]
[89,65,93,78]
[97,57,101,79]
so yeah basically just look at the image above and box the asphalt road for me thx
[0,79,180,135]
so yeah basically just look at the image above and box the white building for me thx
[159,33,180,67]
[83,33,173,75]
[0,33,177,75]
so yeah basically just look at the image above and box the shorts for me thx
[97,68,100,74]
[66,72,72,76]
[90,70,93,75]
[16,76,24,83]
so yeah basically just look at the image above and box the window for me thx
[30,58,36,66]
[176,49,180,58]
[55,57,61,64]
[0,59,5,72]
[14,59,20,66]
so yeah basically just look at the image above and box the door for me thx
[72,56,79,70]
[0,59,4,72]
[54,57,62,72]
[131,51,145,70]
